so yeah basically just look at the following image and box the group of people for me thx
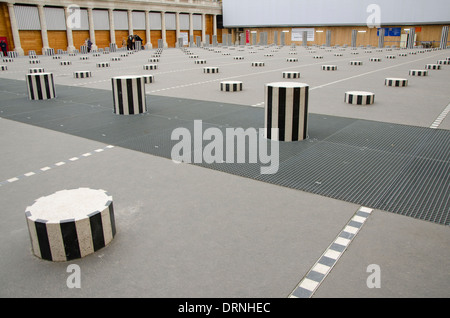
[124,34,144,50]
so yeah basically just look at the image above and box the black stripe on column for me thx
[60,219,81,261]
[126,78,135,115]
[89,211,105,252]
[136,77,143,114]
[44,74,51,99]
[292,87,300,141]
[27,76,35,100]
[278,87,286,141]
[266,86,273,139]
[303,87,309,140]
[117,79,124,114]
[35,75,43,100]
[111,78,117,113]
[357,95,363,105]
[108,201,116,237]
[34,220,52,261]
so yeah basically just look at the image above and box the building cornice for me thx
[3,0,223,14]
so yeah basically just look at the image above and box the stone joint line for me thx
[288,206,373,298]
[0,145,115,187]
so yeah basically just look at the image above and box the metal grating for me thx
[1,79,449,225]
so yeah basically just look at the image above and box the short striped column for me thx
[29,60,41,64]
[25,188,116,262]
[26,72,56,100]
[80,56,89,60]
[143,64,157,70]
[111,75,147,115]
[148,58,159,62]
[234,56,244,60]
[189,55,199,58]
[437,60,449,65]
[322,65,337,71]
[286,58,298,62]
[203,67,219,73]
[265,82,309,141]
[386,55,396,59]
[282,71,300,79]
[93,53,101,57]
[111,57,121,61]
[334,53,343,56]
[385,78,408,87]
[0,65,7,71]
[97,62,110,68]
[60,61,72,66]
[29,68,45,73]
[313,56,323,59]
[194,59,206,64]
[344,91,375,105]
[143,75,154,84]
[220,81,243,92]
[74,71,92,78]
[425,64,441,70]
[252,62,265,67]
[398,53,408,57]
[2,58,13,62]
[349,61,363,65]
[52,56,61,59]
[409,70,428,76]
[370,57,381,62]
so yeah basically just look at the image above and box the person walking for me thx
[0,40,7,57]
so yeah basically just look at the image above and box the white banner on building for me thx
[291,28,315,41]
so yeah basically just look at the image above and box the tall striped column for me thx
[111,75,147,115]
[265,82,309,141]
[440,26,449,49]
[26,73,56,100]
[407,28,416,49]
[25,188,116,262]
[378,28,385,48]
[351,30,357,48]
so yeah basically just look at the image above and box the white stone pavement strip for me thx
[430,102,450,129]
[0,145,115,187]
[289,206,373,298]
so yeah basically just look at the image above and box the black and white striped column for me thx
[322,65,337,71]
[97,62,110,68]
[282,71,300,79]
[74,71,92,78]
[144,64,158,70]
[378,29,385,48]
[220,81,243,92]
[252,62,265,67]
[265,82,309,142]
[409,70,428,76]
[385,78,408,87]
[326,30,331,47]
[26,72,56,100]
[0,65,7,71]
[111,75,147,115]
[25,188,116,262]
[440,26,449,49]
[349,61,363,65]
[344,91,375,105]
[351,30,357,48]
[29,68,44,73]
[425,64,441,70]
[407,28,416,49]
[203,67,219,73]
